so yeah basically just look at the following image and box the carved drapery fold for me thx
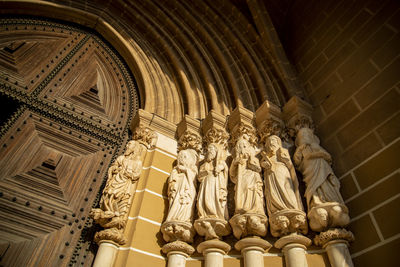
[256,101,308,238]
[161,116,200,246]
[283,96,354,267]
[194,111,231,240]
[228,107,268,240]
[90,125,157,245]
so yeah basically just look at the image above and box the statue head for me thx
[206,143,217,161]
[177,149,198,167]
[295,127,317,147]
[236,137,254,159]
[125,140,143,157]
[266,135,282,154]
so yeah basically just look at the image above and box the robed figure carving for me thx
[90,140,144,244]
[261,135,307,237]
[194,144,231,240]
[229,136,267,239]
[293,127,350,232]
[161,149,198,243]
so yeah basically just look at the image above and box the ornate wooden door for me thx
[0,17,139,266]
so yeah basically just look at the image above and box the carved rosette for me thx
[90,139,145,245]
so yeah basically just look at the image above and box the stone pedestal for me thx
[275,234,312,267]
[92,240,118,267]
[314,228,355,267]
[197,239,231,267]
[235,237,271,267]
[162,241,195,267]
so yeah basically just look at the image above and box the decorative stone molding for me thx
[228,107,268,240]
[132,124,158,149]
[90,140,145,245]
[131,109,177,140]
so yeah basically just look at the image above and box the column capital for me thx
[314,228,355,247]
[234,236,272,253]
[197,239,231,255]
[255,100,285,142]
[202,110,229,147]
[176,115,202,152]
[274,233,312,249]
[228,106,258,145]
[162,240,195,257]
[282,96,313,134]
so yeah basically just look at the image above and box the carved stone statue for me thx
[161,149,198,243]
[261,135,307,237]
[194,143,231,240]
[90,140,144,244]
[293,127,350,232]
[229,136,267,239]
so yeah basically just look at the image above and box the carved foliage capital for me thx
[314,228,355,247]
[204,127,229,148]
[178,131,202,153]
[258,118,284,143]
[132,124,158,149]
[162,241,195,256]
[94,228,126,245]
[230,122,258,147]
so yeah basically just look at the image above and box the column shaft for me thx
[92,241,118,267]
[167,253,188,267]
[325,241,353,267]
[283,244,308,267]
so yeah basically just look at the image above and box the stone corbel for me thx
[283,96,354,267]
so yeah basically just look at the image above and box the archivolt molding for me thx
[0,0,301,124]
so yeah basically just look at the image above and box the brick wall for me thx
[285,0,400,266]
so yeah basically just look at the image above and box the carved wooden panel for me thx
[0,17,139,267]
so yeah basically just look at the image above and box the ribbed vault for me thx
[0,0,299,123]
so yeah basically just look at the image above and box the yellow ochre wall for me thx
[113,134,330,267]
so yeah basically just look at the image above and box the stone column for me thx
[283,96,354,267]
[92,241,118,267]
[315,229,355,267]
[90,125,157,267]
[198,239,231,267]
[162,241,195,267]
[228,107,271,267]
[161,115,201,267]
[235,237,271,267]
[275,234,312,267]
